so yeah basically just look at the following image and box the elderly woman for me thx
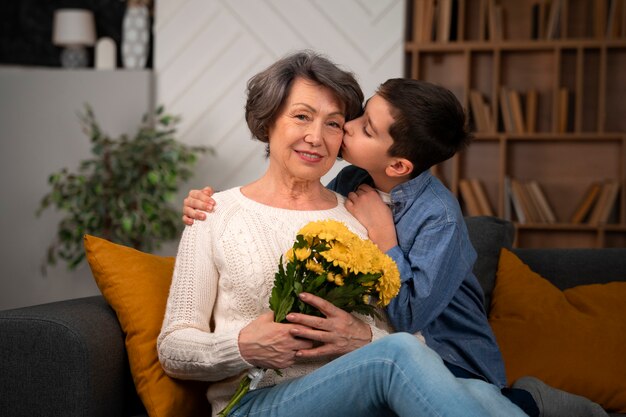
[157,51,526,417]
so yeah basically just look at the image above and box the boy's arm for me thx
[385,221,471,334]
[346,184,472,334]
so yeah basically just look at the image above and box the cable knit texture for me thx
[157,187,393,416]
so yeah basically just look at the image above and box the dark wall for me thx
[0,0,152,68]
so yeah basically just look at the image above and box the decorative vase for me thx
[121,4,150,69]
[95,37,117,69]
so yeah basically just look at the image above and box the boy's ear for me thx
[386,158,414,178]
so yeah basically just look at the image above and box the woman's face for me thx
[267,77,346,182]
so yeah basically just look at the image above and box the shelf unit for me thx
[405,0,626,248]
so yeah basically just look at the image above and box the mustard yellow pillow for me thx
[489,248,626,413]
[84,235,210,417]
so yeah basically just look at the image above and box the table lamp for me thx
[52,9,96,68]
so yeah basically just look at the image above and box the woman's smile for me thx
[295,149,324,162]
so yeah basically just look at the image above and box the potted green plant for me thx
[37,104,210,270]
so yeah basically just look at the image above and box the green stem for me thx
[217,375,252,417]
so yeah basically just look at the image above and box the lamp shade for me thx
[53,9,96,46]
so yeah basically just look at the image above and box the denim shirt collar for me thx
[389,170,432,217]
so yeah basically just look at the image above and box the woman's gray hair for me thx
[245,50,364,143]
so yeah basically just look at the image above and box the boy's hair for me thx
[376,79,472,177]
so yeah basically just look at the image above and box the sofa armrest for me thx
[0,296,143,417]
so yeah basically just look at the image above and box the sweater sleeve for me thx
[157,217,252,381]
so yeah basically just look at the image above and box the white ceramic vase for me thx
[122,5,150,69]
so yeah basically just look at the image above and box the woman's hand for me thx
[238,312,314,370]
[182,186,216,225]
[345,184,398,252]
[286,293,372,359]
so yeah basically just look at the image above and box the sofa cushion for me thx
[84,235,211,417]
[464,216,515,310]
[489,248,626,413]
[0,297,130,417]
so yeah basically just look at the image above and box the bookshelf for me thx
[406,0,626,248]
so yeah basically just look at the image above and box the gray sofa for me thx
[1,216,625,417]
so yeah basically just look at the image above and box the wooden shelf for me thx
[406,39,626,51]
[517,223,626,231]
[473,132,626,141]
[406,0,626,248]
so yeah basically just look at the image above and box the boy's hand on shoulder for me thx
[345,184,398,252]
[182,186,216,225]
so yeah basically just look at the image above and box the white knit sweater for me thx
[157,187,393,416]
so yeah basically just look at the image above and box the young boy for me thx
[183,79,607,417]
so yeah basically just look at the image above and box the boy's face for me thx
[341,94,396,176]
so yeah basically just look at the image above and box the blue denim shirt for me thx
[327,165,507,387]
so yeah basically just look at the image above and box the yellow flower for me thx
[298,220,356,246]
[334,274,345,286]
[285,219,400,308]
[320,241,352,271]
[349,240,380,274]
[294,247,312,261]
[375,256,401,306]
[306,259,324,274]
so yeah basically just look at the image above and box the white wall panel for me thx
[0,68,152,310]
[155,0,405,191]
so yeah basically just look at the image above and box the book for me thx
[478,0,488,40]
[437,0,453,42]
[469,90,488,132]
[499,87,515,133]
[527,180,557,223]
[495,3,505,40]
[508,89,525,133]
[587,181,620,225]
[525,89,538,134]
[607,0,621,38]
[596,181,621,224]
[546,0,562,39]
[423,0,436,42]
[459,179,483,216]
[483,100,494,132]
[509,179,530,223]
[503,176,512,221]
[522,181,546,223]
[469,179,494,216]
[488,0,502,41]
[517,180,543,223]
[412,0,425,42]
[570,182,602,224]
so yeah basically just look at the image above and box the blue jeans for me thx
[229,333,527,417]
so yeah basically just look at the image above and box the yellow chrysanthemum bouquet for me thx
[219,219,400,417]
